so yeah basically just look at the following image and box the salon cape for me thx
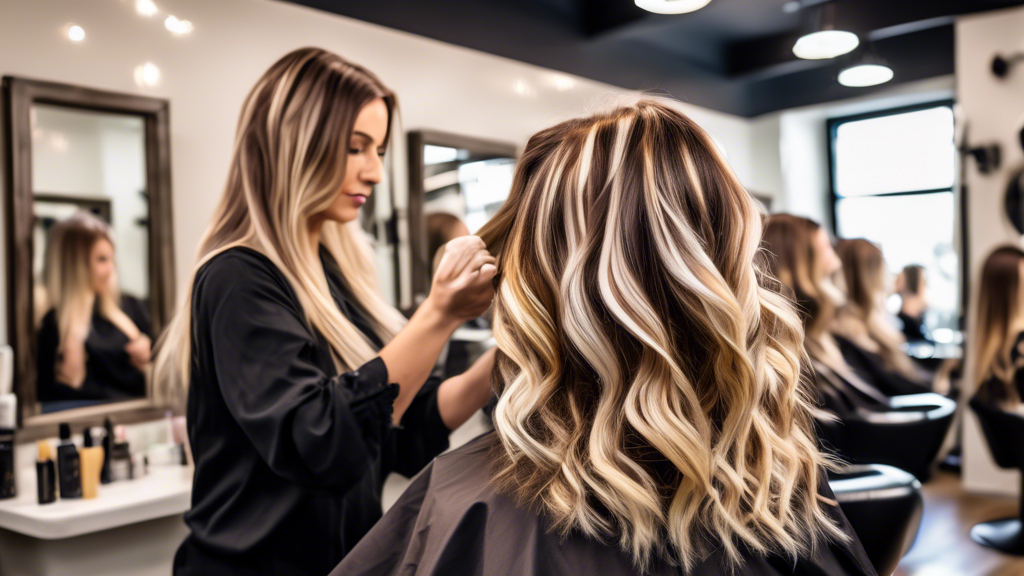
[174,246,450,576]
[332,434,878,576]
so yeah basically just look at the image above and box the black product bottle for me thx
[100,418,112,484]
[0,427,13,500]
[56,423,82,499]
[0,394,15,499]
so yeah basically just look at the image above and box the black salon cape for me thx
[36,295,151,402]
[834,335,930,397]
[331,434,877,576]
[174,246,451,576]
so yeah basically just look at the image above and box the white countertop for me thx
[0,467,192,539]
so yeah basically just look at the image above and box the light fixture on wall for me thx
[634,0,712,15]
[134,62,161,88]
[65,24,86,42]
[837,44,893,87]
[792,2,859,60]
[135,0,158,17]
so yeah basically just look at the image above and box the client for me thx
[972,246,1024,408]
[332,100,875,576]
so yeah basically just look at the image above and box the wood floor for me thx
[894,471,1024,576]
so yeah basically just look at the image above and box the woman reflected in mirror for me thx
[36,212,152,403]
[972,246,1024,410]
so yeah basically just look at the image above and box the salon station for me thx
[2,1,1024,576]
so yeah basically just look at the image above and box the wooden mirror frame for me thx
[2,76,175,440]
[405,130,518,312]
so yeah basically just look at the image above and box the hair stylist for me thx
[155,48,497,576]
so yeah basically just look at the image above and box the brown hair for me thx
[972,246,1024,405]
[479,100,843,570]
[834,238,918,379]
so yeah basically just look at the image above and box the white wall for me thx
[956,5,1024,497]
[0,0,760,327]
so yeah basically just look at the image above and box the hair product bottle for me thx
[36,441,56,504]
[57,423,82,499]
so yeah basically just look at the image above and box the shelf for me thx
[0,467,191,539]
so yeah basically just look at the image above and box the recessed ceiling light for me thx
[66,24,86,42]
[792,30,859,60]
[135,0,158,17]
[164,15,193,36]
[838,63,893,87]
[635,0,712,15]
[782,1,801,14]
[134,62,161,88]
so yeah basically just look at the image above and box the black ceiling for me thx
[280,0,1024,117]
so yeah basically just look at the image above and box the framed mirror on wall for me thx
[2,76,175,439]
[404,131,517,312]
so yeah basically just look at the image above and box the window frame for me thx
[825,99,964,329]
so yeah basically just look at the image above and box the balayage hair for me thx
[972,246,1024,406]
[761,215,846,371]
[153,48,406,405]
[42,212,142,349]
[833,238,919,379]
[477,100,845,570]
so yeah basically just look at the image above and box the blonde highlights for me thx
[479,100,844,570]
[972,246,1024,405]
[42,212,140,348]
[153,48,406,405]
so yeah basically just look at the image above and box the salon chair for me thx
[968,397,1024,555]
[829,464,923,576]
[814,363,957,481]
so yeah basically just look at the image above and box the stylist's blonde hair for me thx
[478,100,845,571]
[153,48,406,406]
[43,212,141,347]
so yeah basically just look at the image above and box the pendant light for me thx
[793,2,859,60]
[635,0,712,15]
[838,43,893,87]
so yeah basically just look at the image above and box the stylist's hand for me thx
[426,236,496,322]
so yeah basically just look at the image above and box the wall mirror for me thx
[3,76,174,438]
[405,131,517,311]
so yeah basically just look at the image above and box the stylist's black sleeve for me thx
[383,375,451,478]
[200,255,398,491]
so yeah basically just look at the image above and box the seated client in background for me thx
[36,212,151,402]
[972,246,1024,409]
[896,264,933,344]
[333,101,875,576]
[832,238,930,396]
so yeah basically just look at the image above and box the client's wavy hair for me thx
[477,100,845,570]
[153,48,406,405]
[834,238,918,379]
[972,245,1024,406]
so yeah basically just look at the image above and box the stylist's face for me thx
[90,238,115,294]
[324,98,388,224]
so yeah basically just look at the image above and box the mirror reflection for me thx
[30,104,151,413]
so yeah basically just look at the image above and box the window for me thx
[828,102,959,335]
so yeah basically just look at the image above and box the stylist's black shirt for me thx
[174,246,451,576]
[36,295,151,402]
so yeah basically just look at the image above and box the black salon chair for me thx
[830,464,924,576]
[814,363,957,481]
[968,397,1024,554]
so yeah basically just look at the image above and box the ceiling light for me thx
[782,1,801,14]
[793,30,858,59]
[135,0,158,17]
[635,0,712,15]
[164,15,193,36]
[792,3,858,60]
[66,24,86,42]
[838,64,893,87]
[134,62,161,88]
